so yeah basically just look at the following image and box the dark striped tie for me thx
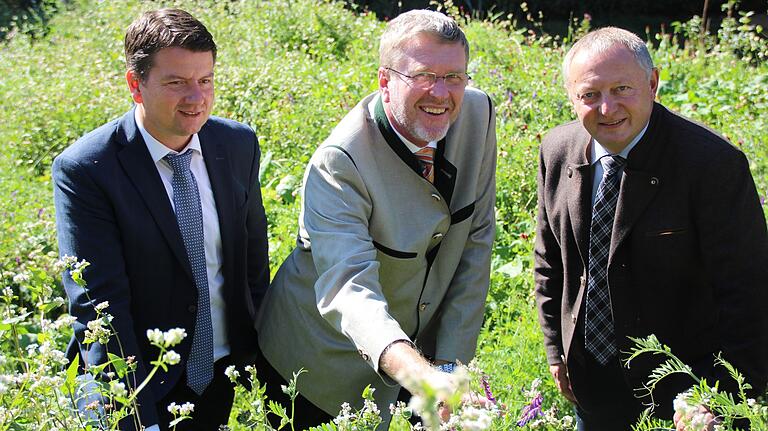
[585,155,626,365]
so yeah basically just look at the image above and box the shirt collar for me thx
[590,122,649,165]
[134,108,202,163]
[386,114,438,153]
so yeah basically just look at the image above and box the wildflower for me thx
[517,392,543,427]
[333,402,354,426]
[460,405,494,431]
[179,402,194,416]
[146,329,163,345]
[109,381,127,398]
[94,301,109,312]
[85,400,100,411]
[224,365,240,382]
[163,350,181,365]
[163,328,187,347]
[481,375,497,405]
[12,272,29,284]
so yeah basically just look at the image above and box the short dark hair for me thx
[124,8,217,80]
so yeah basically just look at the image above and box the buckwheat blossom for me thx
[460,405,494,431]
[517,392,543,427]
[147,328,164,345]
[94,301,109,312]
[109,381,127,398]
[224,365,240,382]
[179,402,194,416]
[163,328,187,347]
[334,402,354,427]
[12,272,29,284]
[163,351,181,365]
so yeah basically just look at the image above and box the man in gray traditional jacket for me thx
[256,9,497,428]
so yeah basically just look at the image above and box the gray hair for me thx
[379,9,469,68]
[562,27,654,85]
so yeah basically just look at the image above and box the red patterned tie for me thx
[415,146,435,183]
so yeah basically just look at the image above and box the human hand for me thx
[673,405,718,431]
[549,363,576,402]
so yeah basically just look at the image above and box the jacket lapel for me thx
[115,109,193,280]
[566,134,593,269]
[373,96,454,204]
[198,125,235,291]
[608,103,665,263]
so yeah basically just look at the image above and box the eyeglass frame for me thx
[384,67,472,89]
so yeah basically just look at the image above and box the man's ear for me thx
[649,67,660,98]
[378,67,391,103]
[125,70,143,104]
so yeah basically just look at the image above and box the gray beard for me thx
[391,104,450,144]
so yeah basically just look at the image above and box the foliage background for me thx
[0,0,766,428]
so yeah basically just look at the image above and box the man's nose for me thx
[184,83,205,103]
[599,95,617,116]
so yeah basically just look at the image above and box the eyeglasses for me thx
[385,67,471,89]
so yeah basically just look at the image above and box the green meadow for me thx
[0,0,766,429]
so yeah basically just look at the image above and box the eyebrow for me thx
[160,72,215,81]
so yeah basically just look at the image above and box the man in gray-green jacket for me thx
[256,9,496,428]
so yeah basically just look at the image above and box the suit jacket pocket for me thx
[451,201,475,225]
[372,240,417,259]
[645,227,688,237]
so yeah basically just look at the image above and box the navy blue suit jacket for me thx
[53,109,270,426]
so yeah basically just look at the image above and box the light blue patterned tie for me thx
[165,150,213,395]
[585,155,626,365]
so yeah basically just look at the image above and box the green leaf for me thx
[61,353,80,395]
[496,259,523,278]
[107,353,128,378]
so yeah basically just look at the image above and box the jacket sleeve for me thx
[53,154,159,428]
[303,146,411,380]
[533,141,566,365]
[432,97,497,364]
[245,130,270,314]
[693,147,768,394]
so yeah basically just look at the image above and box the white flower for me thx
[146,329,164,345]
[459,405,493,431]
[224,365,240,382]
[109,381,127,398]
[162,351,181,365]
[179,402,194,416]
[12,273,29,284]
[167,402,180,415]
[94,301,109,312]
[163,328,187,347]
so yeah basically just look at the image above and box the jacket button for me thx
[650,177,659,185]
[358,349,370,361]
[432,233,444,240]
[567,167,573,178]
[419,303,428,311]
[188,305,197,313]
[431,193,441,201]
[571,313,576,324]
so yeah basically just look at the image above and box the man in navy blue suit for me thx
[53,9,269,430]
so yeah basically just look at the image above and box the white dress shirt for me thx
[134,110,230,363]
[590,122,649,204]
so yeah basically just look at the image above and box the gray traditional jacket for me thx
[257,88,496,421]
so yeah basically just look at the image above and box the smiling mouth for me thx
[179,110,203,117]
[421,107,448,115]
[600,118,626,126]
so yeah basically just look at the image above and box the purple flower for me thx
[481,375,497,405]
[516,392,543,427]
